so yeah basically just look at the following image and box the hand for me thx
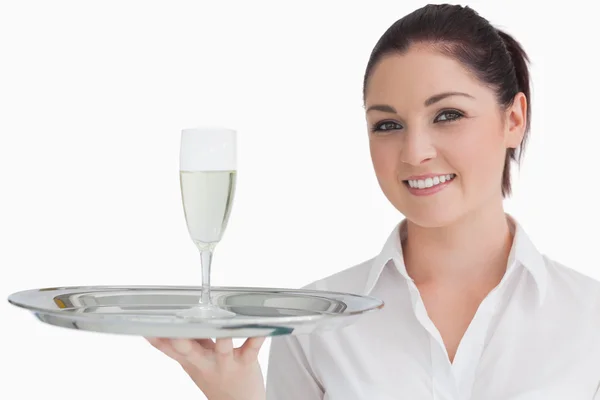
[146,336,267,400]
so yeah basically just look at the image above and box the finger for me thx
[237,336,267,363]
[146,337,176,354]
[214,338,234,362]
[146,337,190,363]
[145,337,163,348]
[146,337,173,358]
[149,338,211,370]
[172,338,217,370]
[194,338,216,350]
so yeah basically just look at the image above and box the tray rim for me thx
[7,284,385,327]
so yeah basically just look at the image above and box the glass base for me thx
[175,303,236,320]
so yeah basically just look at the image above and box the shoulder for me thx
[544,255,600,287]
[300,256,377,295]
[542,255,600,305]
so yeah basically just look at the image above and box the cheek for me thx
[370,141,398,181]
[454,125,507,183]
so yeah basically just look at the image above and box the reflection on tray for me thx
[63,305,326,318]
[51,290,348,318]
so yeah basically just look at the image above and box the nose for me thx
[399,128,436,166]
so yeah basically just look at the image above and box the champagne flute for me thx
[176,127,237,319]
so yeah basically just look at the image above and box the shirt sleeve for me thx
[265,334,324,400]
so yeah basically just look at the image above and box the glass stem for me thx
[200,249,213,305]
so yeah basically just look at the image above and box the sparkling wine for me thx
[180,170,236,250]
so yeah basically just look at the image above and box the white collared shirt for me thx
[265,218,600,399]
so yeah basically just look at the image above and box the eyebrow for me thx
[366,91,475,113]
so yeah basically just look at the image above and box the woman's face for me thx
[365,45,527,228]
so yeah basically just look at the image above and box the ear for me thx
[504,92,527,149]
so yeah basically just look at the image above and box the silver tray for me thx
[7,285,384,338]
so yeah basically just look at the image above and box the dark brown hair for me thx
[363,4,531,197]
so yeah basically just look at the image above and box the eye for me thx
[434,110,464,123]
[372,120,403,133]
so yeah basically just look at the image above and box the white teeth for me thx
[407,174,455,189]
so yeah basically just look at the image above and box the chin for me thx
[396,202,465,229]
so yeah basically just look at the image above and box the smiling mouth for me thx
[403,174,456,189]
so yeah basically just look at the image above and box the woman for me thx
[148,4,600,399]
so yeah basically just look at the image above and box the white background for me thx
[1,0,598,398]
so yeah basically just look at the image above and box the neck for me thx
[402,201,513,285]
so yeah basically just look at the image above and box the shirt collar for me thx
[363,214,548,305]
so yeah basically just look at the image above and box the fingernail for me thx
[171,339,193,355]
